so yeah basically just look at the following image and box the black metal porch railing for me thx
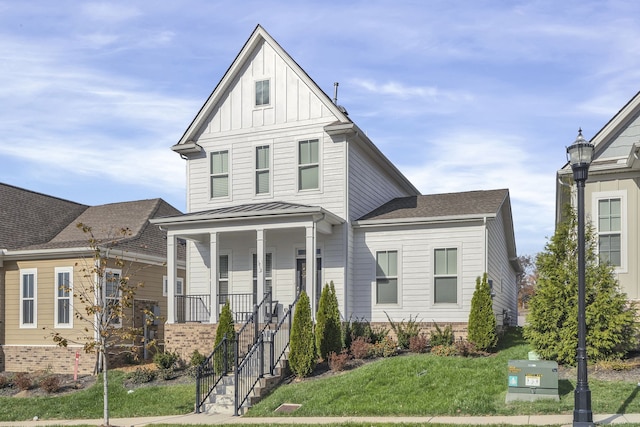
[218,293,255,323]
[175,294,210,323]
[195,335,232,413]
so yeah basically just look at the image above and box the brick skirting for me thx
[1,345,96,375]
[164,322,218,362]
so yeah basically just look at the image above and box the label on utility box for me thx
[525,374,541,387]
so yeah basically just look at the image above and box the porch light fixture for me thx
[566,128,594,427]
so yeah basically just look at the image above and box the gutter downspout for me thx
[483,217,489,274]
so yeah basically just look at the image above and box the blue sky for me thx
[1,1,639,256]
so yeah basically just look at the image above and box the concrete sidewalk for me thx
[1,413,640,426]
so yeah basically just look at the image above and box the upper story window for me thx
[434,248,458,304]
[55,267,73,328]
[298,139,319,191]
[598,198,621,267]
[255,79,270,106]
[20,268,37,328]
[210,150,229,198]
[255,145,270,194]
[376,250,398,304]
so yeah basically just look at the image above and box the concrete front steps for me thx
[204,357,289,415]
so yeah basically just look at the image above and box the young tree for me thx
[213,301,235,373]
[289,291,316,377]
[467,273,498,351]
[517,254,538,310]
[315,281,342,360]
[51,223,148,426]
[524,206,637,365]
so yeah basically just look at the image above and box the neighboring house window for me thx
[253,253,273,299]
[597,198,621,267]
[255,145,270,194]
[20,268,37,328]
[162,276,184,296]
[255,79,270,106]
[55,267,73,328]
[219,254,230,305]
[210,150,229,198]
[105,269,122,327]
[298,139,319,190]
[434,248,458,304]
[376,251,398,304]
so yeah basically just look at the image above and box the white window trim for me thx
[592,190,627,273]
[210,149,231,201]
[372,248,402,308]
[163,276,185,297]
[431,245,462,308]
[255,78,271,108]
[54,267,74,329]
[218,250,232,300]
[254,143,273,197]
[20,268,37,329]
[296,138,322,193]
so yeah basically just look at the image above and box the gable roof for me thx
[174,24,350,152]
[357,189,509,222]
[0,183,88,250]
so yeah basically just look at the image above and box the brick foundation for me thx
[1,346,96,375]
[164,322,218,362]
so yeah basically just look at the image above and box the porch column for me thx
[305,223,317,316]
[210,232,219,324]
[256,228,265,323]
[166,233,176,324]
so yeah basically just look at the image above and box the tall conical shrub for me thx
[289,291,316,377]
[467,273,497,351]
[214,301,235,373]
[315,281,342,360]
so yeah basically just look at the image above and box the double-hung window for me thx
[298,139,319,191]
[253,253,273,300]
[255,145,270,194]
[255,79,270,106]
[105,269,122,327]
[20,269,37,328]
[55,267,73,328]
[210,150,229,198]
[434,248,458,304]
[597,198,621,267]
[376,250,398,304]
[219,254,230,305]
[162,276,184,296]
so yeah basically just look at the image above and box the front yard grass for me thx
[247,329,640,417]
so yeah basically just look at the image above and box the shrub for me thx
[350,318,389,344]
[214,301,235,374]
[315,282,343,360]
[430,323,454,347]
[350,336,373,359]
[342,318,354,350]
[289,291,316,377]
[454,340,478,357]
[467,273,498,351]
[13,372,32,391]
[386,312,421,349]
[39,375,62,393]
[0,374,11,389]
[430,344,457,357]
[328,351,350,372]
[128,367,156,384]
[153,351,179,370]
[159,368,177,380]
[190,349,205,367]
[372,336,397,358]
[409,334,429,353]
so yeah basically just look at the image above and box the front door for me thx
[296,255,322,308]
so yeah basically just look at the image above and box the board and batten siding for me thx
[351,223,485,323]
[348,142,414,222]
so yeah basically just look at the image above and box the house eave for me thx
[171,141,203,155]
[354,213,496,228]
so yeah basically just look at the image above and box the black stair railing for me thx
[195,335,232,413]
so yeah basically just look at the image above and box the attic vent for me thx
[333,82,349,115]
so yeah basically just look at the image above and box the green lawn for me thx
[246,329,640,417]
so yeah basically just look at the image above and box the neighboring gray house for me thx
[153,24,520,352]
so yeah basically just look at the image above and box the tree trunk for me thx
[102,348,109,426]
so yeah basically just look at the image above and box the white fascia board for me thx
[354,213,495,228]
[151,208,344,227]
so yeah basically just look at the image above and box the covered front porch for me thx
[153,202,343,325]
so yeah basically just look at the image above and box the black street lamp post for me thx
[566,129,595,427]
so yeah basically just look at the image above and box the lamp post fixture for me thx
[566,128,595,427]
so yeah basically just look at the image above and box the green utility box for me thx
[506,359,559,402]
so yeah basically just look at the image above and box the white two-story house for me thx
[152,25,520,357]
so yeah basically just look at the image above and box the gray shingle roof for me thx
[0,183,88,249]
[358,189,509,221]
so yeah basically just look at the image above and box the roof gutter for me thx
[354,213,496,228]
